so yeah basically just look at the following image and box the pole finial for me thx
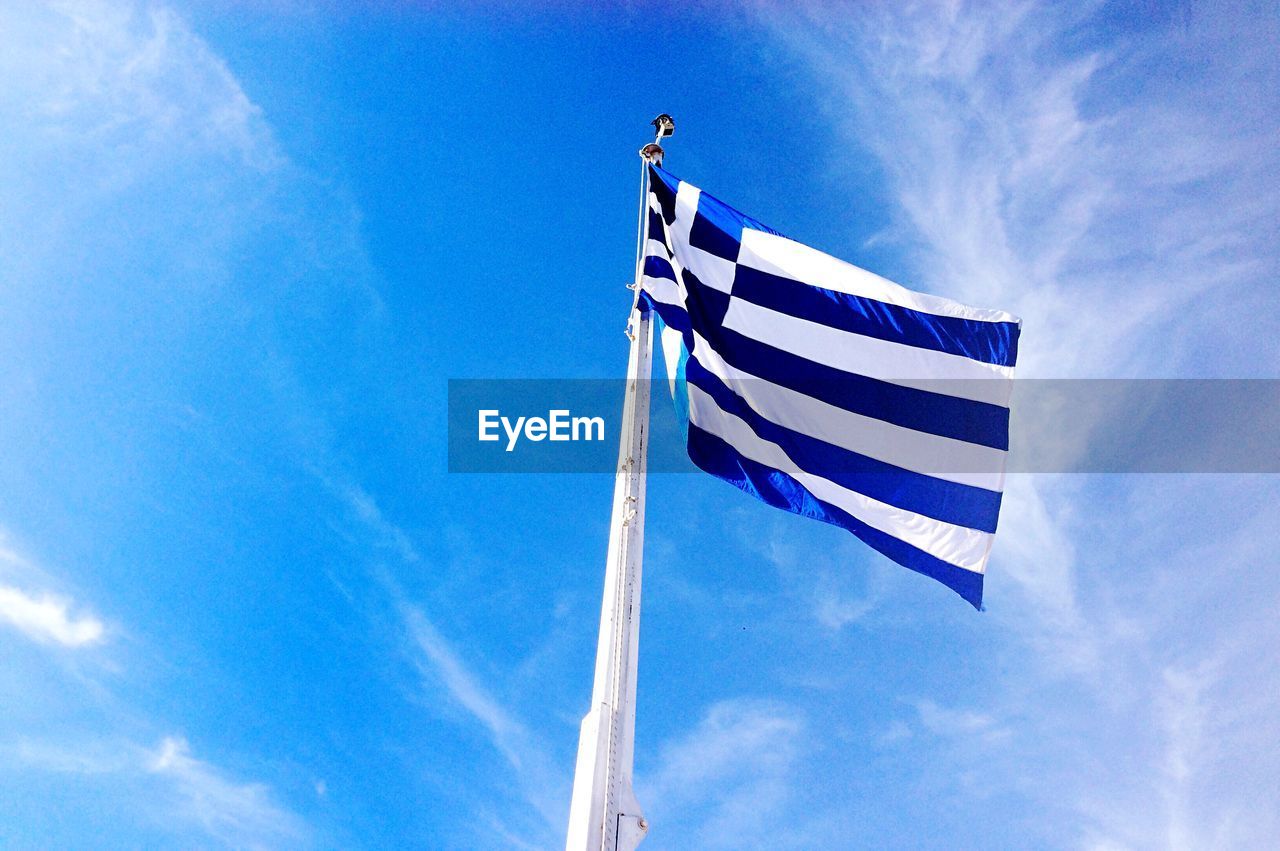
[639,143,664,166]
[640,114,673,166]
[650,113,674,140]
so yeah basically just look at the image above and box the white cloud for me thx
[754,0,1280,649]
[914,699,998,737]
[1157,664,1215,850]
[758,1,1279,379]
[13,735,306,849]
[746,514,888,631]
[874,719,913,747]
[0,0,383,371]
[148,736,305,848]
[0,533,105,649]
[0,585,105,647]
[402,605,529,769]
[13,738,134,775]
[641,699,806,849]
[812,592,873,631]
[0,2,342,842]
[754,2,1280,847]
[336,480,421,564]
[0,540,31,569]
[0,532,305,846]
[328,476,568,843]
[0,0,279,176]
[401,602,565,835]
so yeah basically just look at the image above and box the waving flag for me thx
[639,165,1021,608]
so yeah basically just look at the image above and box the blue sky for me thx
[1,1,1278,848]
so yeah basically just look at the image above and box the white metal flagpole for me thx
[565,115,674,851]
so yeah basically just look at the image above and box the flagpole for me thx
[565,116,673,851]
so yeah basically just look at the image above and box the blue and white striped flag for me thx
[639,166,1021,609]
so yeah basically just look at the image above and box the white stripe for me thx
[688,384,992,573]
[642,274,684,310]
[689,332,1007,491]
[646,238,671,260]
[671,182,700,251]
[683,244,735,293]
[723,298,1014,407]
[665,183,738,293]
[739,229,1021,325]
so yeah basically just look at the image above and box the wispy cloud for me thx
[755,2,1280,847]
[0,585,105,647]
[0,0,279,175]
[0,1,342,843]
[332,478,421,564]
[327,478,567,843]
[401,604,533,773]
[759,1,1279,378]
[148,735,307,849]
[13,735,306,849]
[0,531,309,847]
[0,532,106,648]
[756,0,1280,648]
[913,699,1006,741]
[640,699,806,849]
[744,512,888,630]
[399,592,566,839]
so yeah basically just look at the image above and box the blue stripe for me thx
[653,165,782,236]
[687,425,985,608]
[640,291,691,333]
[648,166,679,224]
[642,256,728,346]
[685,358,1004,532]
[645,263,1010,453]
[647,208,666,244]
[644,254,676,283]
[689,207,742,262]
[714,326,1010,450]
[652,165,1017,365]
[732,266,1020,367]
[679,268,733,335]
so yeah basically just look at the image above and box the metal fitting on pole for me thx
[639,114,674,166]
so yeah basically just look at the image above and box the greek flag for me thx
[639,166,1021,608]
